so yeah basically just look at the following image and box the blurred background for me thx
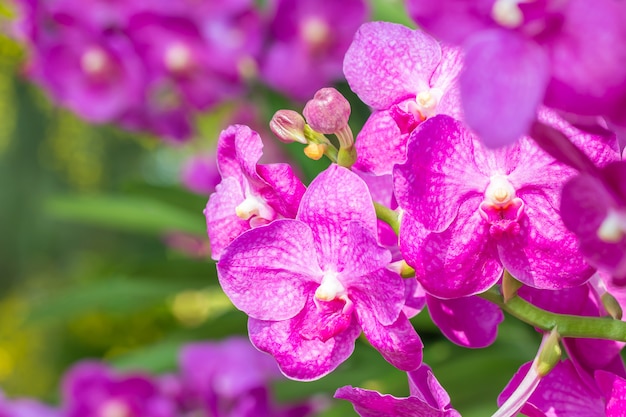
[0,0,539,415]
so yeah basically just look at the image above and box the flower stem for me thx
[479,287,626,342]
[373,202,399,235]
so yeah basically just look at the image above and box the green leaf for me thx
[45,194,205,236]
[27,276,205,322]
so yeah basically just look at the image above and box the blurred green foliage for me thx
[0,1,541,415]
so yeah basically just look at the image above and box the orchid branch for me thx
[480,286,626,342]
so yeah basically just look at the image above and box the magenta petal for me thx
[217,220,320,321]
[257,163,306,217]
[460,30,549,148]
[426,295,503,348]
[334,386,446,417]
[354,109,409,176]
[358,309,423,372]
[205,177,249,260]
[499,361,605,416]
[393,115,488,232]
[350,268,404,327]
[565,338,626,381]
[400,204,503,299]
[408,365,455,413]
[297,165,377,271]
[561,172,626,276]
[216,125,263,181]
[343,21,441,109]
[595,370,626,415]
[498,191,594,290]
[248,310,361,381]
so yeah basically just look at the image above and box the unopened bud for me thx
[303,143,326,160]
[270,110,307,144]
[602,292,623,320]
[502,270,523,302]
[303,87,351,134]
[536,328,561,377]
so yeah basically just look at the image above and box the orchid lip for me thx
[314,271,354,315]
[484,174,517,208]
[414,88,443,119]
[235,194,275,222]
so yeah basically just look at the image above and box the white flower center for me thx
[164,42,194,74]
[597,208,626,243]
[314,271,346,302]
[415,88,443,119]
[300,17,330,48]
[484,174,516,208]
[81,47,109,76]
[491,0,525,28]
[235,194,275,223]
[99,400,132,417]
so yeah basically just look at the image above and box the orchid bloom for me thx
[217,165,423,380]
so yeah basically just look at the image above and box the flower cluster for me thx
[0,337,322,417]
[11,0,368,141]
[204,10,626,415]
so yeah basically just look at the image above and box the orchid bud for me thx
[303,87,351,134]
[270,110,307,144]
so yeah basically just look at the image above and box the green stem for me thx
[373,202,399,235]
[479,287,626,342]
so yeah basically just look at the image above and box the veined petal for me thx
[205,177,249,260]
[354,109,409,176]
[350,268,404,327]
[498,191,594,290]
[358,310,423,372]
[400,205,503,299]
[297,165,377,272]
[217,219,320,321]
[460,30,549,148]
[343,21,441,110]
[248,305,361,381]
[256,162,306,217]
[427,295,503,348]
[334,386,447,417]
[216,124,263,181]
[394,115,487,233]
[595,370,626,415]
[499,361,605,416]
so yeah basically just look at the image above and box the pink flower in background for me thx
[343,21,463,175]
[180,154,221,195]
[175,338,321,417]
[335,364,460,417]
[406,0,626,147]
[394,112,618,298]
[0,392,60,417]
[62,362,176,417]
[260,0,368,101]
[217,165,423,380]
[28,24,146,123]
[14,0,266,142]
[204,125,305,260]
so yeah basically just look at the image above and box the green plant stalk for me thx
[480,287,626,342]
[373,202,400,235]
